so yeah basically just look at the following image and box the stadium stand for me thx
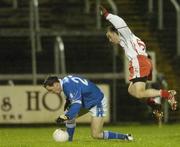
[0,0,179,122]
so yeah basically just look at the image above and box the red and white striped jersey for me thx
[106,13,148,61]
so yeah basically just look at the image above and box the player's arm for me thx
[56,89,82,124]
[100,5,127,30]
[56,100,82,124]
[65,100,82,119]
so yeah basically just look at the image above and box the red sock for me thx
[160,90,170,99]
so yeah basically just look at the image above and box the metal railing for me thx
[1,0,121,123]
[54,36,66,75]
[13,0,18,9]
[148,0,180,55]
[0,73,124,81]
[29,0,42,85]
[85,0,118,29]
[106,0,118,14]
[148,0,164,30]
[148,0,153,13]
[170,0,180,56]
[158,0,163,29]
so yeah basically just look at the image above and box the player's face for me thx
[46,82,61,94]
[106,31,120,44]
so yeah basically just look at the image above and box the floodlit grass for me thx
[0,123,180,147]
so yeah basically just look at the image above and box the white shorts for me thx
[89,96,108,117]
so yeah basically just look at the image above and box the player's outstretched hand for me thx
[99,5,109,17]
[56,114,68,124]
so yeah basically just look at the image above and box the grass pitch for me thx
[0,123,180,147]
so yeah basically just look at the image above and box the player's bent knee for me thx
[128,88,136,97]
[128,89,134,97]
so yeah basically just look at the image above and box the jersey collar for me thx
[59,79,63,91]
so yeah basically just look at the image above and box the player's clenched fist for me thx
[99,5,109,17]
[56,114,69,124]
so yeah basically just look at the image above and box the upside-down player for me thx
[99,5,177,117]
[43,75,133,141]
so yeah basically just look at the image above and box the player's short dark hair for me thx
[43,76,59,88]
[107,25,118,35]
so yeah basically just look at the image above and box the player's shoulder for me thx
[62,76,70,83]
[62,75,79,85]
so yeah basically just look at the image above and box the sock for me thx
[160,90,170,100]
[146,97,155,105]
[147,97,161,105]
[103,131,127,140]
[147,97,162,111]
[66,120,76,141]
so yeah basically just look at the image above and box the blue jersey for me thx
[60,75,104,119]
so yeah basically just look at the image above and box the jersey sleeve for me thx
[63,85,82,119]
[65,103,81,120]
[106,13,127,30]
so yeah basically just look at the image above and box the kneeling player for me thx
[43,75,133,141]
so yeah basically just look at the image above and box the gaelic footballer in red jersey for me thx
[100,5,177,117]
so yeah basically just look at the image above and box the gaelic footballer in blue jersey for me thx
[43,75,133,141]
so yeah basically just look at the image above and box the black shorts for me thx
[130,76,148,83]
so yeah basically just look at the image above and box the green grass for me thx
[0,124,180,147]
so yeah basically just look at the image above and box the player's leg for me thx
[65,119,76,141]
[65,109,89,141]
[128,80,177,110]
[90,116,103,138]
[128,80,161,98]
[89,96,133,141]
[129,55,177,110]
[128,55,162,99]
[90,116,133,140]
